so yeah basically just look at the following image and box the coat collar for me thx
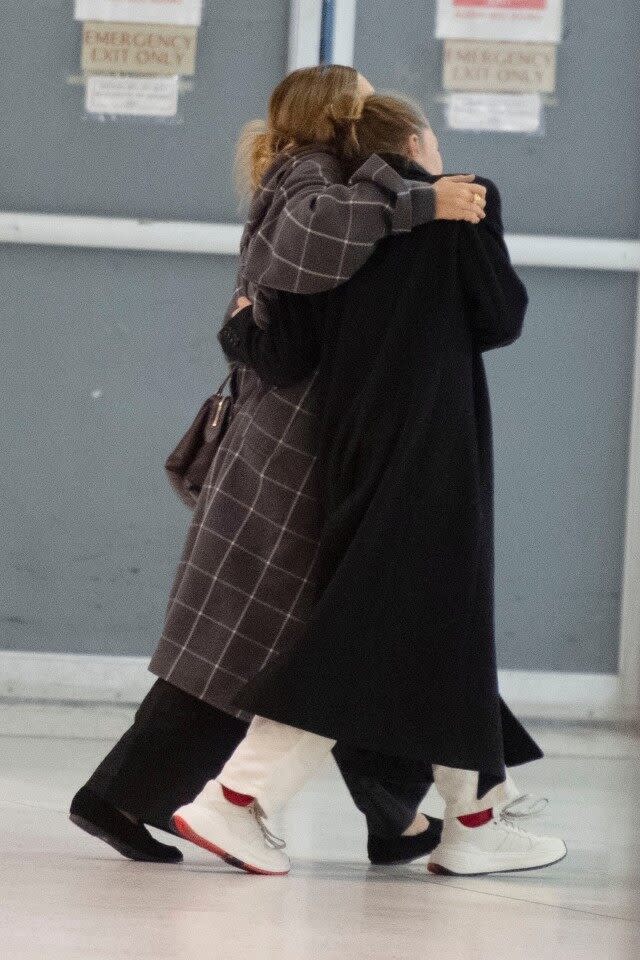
[378,153,440,185]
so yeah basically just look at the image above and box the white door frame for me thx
[619,278,640,717]
[287,0,357,69]
[288,0,324,70]
[330,0,358,65]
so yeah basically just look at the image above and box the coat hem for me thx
[148,653,253,725]
[231,690,543,774]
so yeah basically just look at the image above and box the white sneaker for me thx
[173,782,290,876]
[428,807,567,876]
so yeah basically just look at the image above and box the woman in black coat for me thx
[173,94,566,877]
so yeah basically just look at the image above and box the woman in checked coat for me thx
[70,66,489,866]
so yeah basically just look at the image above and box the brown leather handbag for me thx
[164,371,234,509]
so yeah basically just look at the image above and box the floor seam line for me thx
[424,877,640,924]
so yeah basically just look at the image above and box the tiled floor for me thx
[1,702,639,960]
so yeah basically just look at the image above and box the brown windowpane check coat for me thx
[149,149,436,716]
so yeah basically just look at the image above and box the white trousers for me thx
[215,716,520,820]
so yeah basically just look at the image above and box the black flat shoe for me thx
[367,816,443,865]
[69,787,183,863]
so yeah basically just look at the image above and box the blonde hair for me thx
[342,93,429,175]
[235,65,364,193]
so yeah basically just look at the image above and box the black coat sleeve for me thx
[458,179,528,352]
[218,294,325,389]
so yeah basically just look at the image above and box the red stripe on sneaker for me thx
[221,785,255,807]
[458,809,493,828]
[171,815,289,877]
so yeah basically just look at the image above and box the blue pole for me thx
[320,0,335,64]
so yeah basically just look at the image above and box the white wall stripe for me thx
[2,212,639,271]
[0,650,630,723]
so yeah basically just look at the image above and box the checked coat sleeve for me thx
[222,150,437,330]
[242,153,435,296]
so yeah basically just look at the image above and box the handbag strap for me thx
[215,370,233,397]
[209,369,235,431]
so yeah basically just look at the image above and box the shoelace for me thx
[494,815,532,838]
[496,794,549,833]
[251,804,287,850]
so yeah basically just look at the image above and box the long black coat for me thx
[223,161,542,779]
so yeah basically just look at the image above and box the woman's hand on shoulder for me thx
[433,175,487,224]
[232,296,252,317]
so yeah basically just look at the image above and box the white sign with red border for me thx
[75,1,203,27]
[436,0,563,44]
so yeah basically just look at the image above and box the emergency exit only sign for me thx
[443,39,556,92]
[81,21,197,75]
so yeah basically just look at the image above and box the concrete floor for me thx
[1,701,639,960]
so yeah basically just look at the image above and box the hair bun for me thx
[328,92,364,126]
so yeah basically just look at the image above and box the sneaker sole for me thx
[428,845,567,876]
[69,814,183,864]
[172,814,290,877]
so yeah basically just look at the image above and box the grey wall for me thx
[354,0,640,672]
[1,1,638,674]
[354,0,639,239]
[2,0,288,222]
[2,244,235,656]
[488,268,635,672]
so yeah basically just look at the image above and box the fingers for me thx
[433,177,487,222]
[445,181,487,212]
[468,183,487,202]
[232,295,252,316]
[458,207,483,224]
[464,185,486,222]
[460,192,486,223]
[443,174,476,182]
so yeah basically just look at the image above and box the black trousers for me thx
[84,679,433,838]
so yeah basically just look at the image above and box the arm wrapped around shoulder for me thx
[242,152,435,296]
[218,296,323,390]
